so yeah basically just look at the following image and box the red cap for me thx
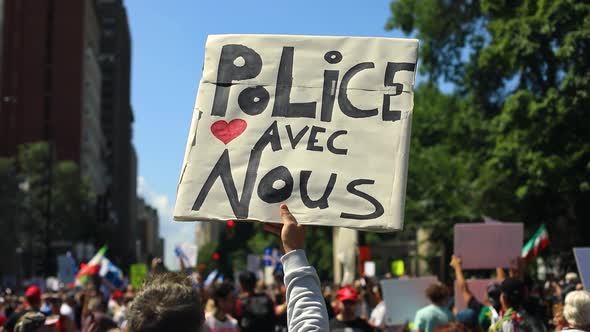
[337,286,358,302]
[111,290,123,300]
[25,286,42,302]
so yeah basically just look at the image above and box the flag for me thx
[263,247,282,286]
[522,224,549,260]
[99,257,124,288]
[263,247,281,268]
[175,243,198,268]
[75,246,107,283]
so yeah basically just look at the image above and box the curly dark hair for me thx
[425,282,450,305]
[435,322,471,332]
[127,272,203,332]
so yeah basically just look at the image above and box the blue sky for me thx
[125,0,408,268]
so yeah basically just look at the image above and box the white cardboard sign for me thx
[454,223,523,269]
[364,261,376,277]
[574,248,590,290]
[174,34,418,231]
[381,276,438,326]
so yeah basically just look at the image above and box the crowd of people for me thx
[0,205,588,332]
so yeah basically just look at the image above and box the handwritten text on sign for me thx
[174,35,418,231]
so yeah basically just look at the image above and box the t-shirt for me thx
[467,296,500,330]
[369,301,386,328]
[330,317,374,332]
[59,303,75,322]
[413,304,454,332]
[205,315,239,332]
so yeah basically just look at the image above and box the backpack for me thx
[238,293,276,332]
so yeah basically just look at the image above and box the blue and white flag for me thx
[263,247,282,270]
[99,257,124,288]
[175,243,198,268]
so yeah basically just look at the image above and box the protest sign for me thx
[454,223,523,269]
[130,263,148,290]
[364,261,376,277]
[57,255,77,284]
[174,34,419,231]
[454,279,495,311]
[247,254,260,273]
[574,247,590,290]
[391,259,405,276]
[381,276,437,326]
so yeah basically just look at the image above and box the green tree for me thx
[13,142,100,275]
[0,157,25,276]
[387,0,590,256]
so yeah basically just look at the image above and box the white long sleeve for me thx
[282,249,330,332]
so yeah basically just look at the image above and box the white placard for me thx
[381,276,438,326]
[574,248,590,290]
[174,34,418,231]
[247,254,260,273]
[364,261,376,277]
[454,223,523,269]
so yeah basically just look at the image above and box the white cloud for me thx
[137,176,195,270]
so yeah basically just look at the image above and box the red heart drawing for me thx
[210,119,247,144]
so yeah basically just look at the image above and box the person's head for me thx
[500,278,525,310]
[46,294,61,314]
[64,291,76,306]
[337,286,359,317]
[212,281,235,315]
[238,271,257,293]
[111,290,124,305]
[88,297,106,313]
[456,309,482,332]
[25,286,42,310]
[425,283,450,306]
[435,322,471,332]
[565,272,579,284]
[368,283,383,306]
[127,272,203,332]
[563,290,590,330]
[486,283,502,310]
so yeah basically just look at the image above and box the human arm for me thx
[496,267,506,282]
[264,204,329,332]
[450,255,473,308]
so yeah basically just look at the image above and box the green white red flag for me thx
[75,245,107,283]
[522,225,549,260]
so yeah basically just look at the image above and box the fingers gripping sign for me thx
[263,205,305,254]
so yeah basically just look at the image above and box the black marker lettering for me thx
[340,179,384,220]
[300,171,337,209]
[286,125,309,149]
[320,70,339,122]
[257,166,293,203]
[382,62,416,122]
[324,50,343,64]
[211,44,263,117]
[259,121,282,152]
[238,86,270,116]
[272,47,317,118]
[191,150,256,218]
[327,130,348,155]
[306,126,326,152]
[192,121,280,218]
[338,62,378,118]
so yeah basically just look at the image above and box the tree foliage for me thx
[387,0,590,256]
[0,142,99,275]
